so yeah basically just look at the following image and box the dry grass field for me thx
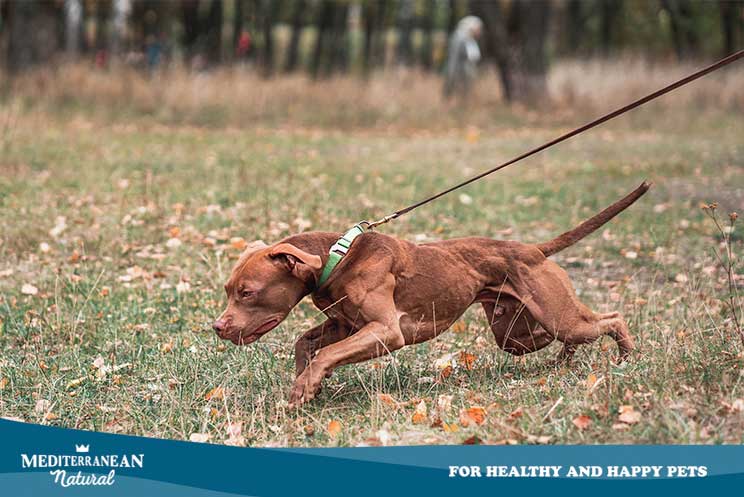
[0,59,742,446]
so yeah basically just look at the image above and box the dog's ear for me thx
[269,243,322,281]
[242,240,268,256]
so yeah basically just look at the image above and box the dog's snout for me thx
[213,318,228,333]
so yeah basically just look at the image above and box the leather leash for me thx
[365,49,744,229]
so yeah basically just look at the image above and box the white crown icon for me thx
[75,444,90,453]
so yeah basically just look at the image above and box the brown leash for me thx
[366,49,744,229]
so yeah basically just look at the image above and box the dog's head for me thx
[213,240,321,345]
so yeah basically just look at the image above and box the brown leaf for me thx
[459,406,487,427]
[586,373,598,390]
[327,420,342,437]
[458,351,477,370]
[442,422,459,433]
[205,386,225,401]
[412,400,428,424]
[451,320,467,333]
[462,435,482,445]
[572,414,592,430]
[189,432,210,443]
[377,393,398,407]
[618,405,641,424]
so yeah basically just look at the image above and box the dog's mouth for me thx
[229,318,281,345]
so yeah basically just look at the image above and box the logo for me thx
[20,444,144,487]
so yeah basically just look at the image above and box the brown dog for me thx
[214,182,649,406]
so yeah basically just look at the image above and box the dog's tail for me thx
[537,181,651,257]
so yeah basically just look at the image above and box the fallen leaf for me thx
[35,399,51,414]
[618,405,641,424]
[442,422,459,433]
[205,386,225,401]
[0,377,8,390]
[327,420,342,437]
[44,412,58,421]
[462,435,482,445]
[459,406,487,427]
[451,321,467,333]
[189,433,210,443]
[440,365,453,380]
[459,193,473,205]
[377,393,398,407]
[437,394,453,414]
[21,284,38,296]
[412,400,428,424]
[230,237,247,250]
[458,351,477,370]
[66,377,86,389]
[586,373,598,391]
[572,414,592,430]
[304,425,315,436]
[160,341,174,354]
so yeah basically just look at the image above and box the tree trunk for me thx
[508,0,551,102]
[470,0,513,102]
[260,0,276,76]
[5,0,61,73]
[206,0,223,64]
[285,0,305,72]
[396,0,414,66]
[565,0,585,54]
[330,1,349,74]
[718,0,738,57]
[420,0,435,69]
[111,0,132,55]
[64,0,82,56]
[662,0,701,60]
[181,0,200,64]
[233,0,243,60]
[311,0,334,78]
[599,0,623,56]
[447,0,458,35]
[362,0,377,73]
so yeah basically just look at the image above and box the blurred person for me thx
[443,16,483,99]
[236,31,252,60]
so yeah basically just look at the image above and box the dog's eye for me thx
[240,290,255,299]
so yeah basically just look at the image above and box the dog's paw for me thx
[288,368,324,408]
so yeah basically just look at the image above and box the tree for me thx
[470,0,552,104]
[285,0,305,72]
[420,0,436,69]
[233,0,243,60]
[396,0,414,65]
[206,0,223,64]
[719,0,742,57]
[181,0,200,63]
[5,0,61,72]
[311,0,334,78]
[259,0,276,76]
[599,0,623,55]
[661,0,702,59]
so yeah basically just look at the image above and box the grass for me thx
[0,60,742,446]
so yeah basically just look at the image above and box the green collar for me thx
[316,223,366,289]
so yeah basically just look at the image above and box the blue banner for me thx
[1,419,742,496]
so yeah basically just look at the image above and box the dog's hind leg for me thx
[510,261,635,363]
[481,297,555,356]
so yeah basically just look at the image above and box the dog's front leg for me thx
[294,319,351,377]
[289,320,405,407]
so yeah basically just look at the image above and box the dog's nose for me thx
[213,319,227,333]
